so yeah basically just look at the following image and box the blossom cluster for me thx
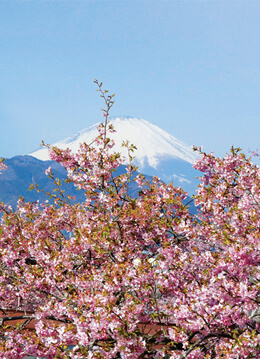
[0,86,259,358]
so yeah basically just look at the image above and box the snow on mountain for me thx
[29,116,200,194]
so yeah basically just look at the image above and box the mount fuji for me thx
[29,116,200,194]
[0,117,201,208]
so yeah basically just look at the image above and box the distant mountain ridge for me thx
[0,156,197,214]
[29,116,200,194]
[0,156,145,208]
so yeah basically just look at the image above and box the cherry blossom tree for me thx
[0,81,259,358]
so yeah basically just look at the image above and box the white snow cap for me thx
[29,116,197,169]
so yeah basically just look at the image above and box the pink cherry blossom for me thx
[0,83,260,358]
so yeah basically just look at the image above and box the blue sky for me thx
[1,0,260,159]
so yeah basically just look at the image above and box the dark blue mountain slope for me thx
[0,155,197,214]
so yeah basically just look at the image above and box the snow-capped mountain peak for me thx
[29,116,200,194]
[29,116,197,165]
